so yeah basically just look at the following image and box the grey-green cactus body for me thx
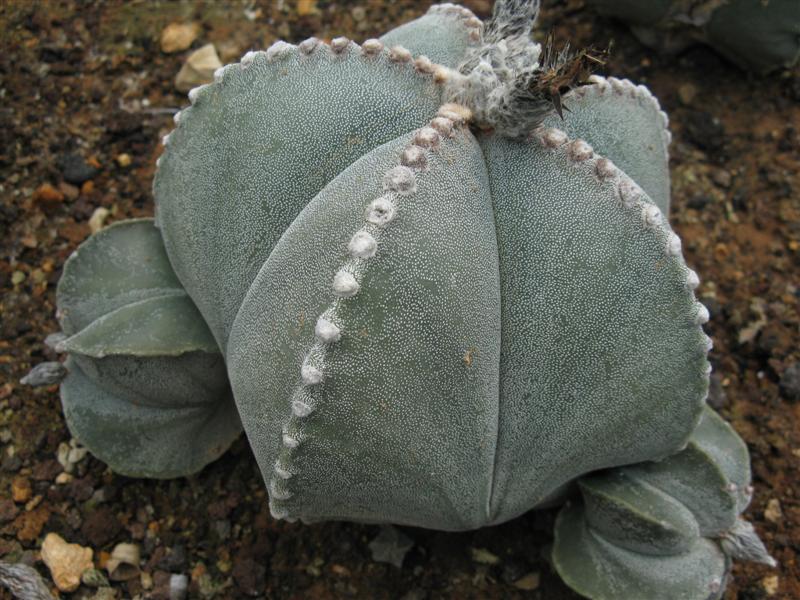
[154,2,709,530]
[55,219,241,478]
[41,3,773,599]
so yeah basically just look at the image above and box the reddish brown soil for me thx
[1,1,797,599]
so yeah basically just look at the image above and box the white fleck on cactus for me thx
[586,0,800,73]
[32,2,775,598]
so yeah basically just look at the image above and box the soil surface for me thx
[1,1,798,599]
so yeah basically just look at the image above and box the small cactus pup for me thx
[24,0,770,598]
[586,0,800,74]
[553,406,775,599]
[50,219,241,478]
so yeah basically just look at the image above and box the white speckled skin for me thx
[153,1,713,527]
[478,129,707,524]
[229,124,502,529]
[542,75,672,214]
[221,93,708,529]
[380,4,483,68]
[154,42,444,349]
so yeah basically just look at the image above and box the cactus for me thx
[32,2,775,598]
[586,0,800,74]
[53,219,241,478]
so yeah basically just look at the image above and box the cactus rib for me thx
[267,107,473,521]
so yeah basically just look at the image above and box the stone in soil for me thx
[0,498,20,522]
[81,567,110,588]
[81,506,122,547]
[32,183,65,212]
[160,22,201,53]
[11,476,32,503]
[14,505,50,543]
[106,542,141,581]
[58,153,98,185]
[368,525,414,568]
[764,498,783,524]
[232,555,266,596]
[40,532,94,593]
[684,110,726,154]
[175,44,221,92]
[779,363,800,401]
[156,544,188,571]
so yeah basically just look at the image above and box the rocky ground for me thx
[1,1,798,598]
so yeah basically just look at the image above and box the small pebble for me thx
[764,498,783,524]
[81,567,109,588]
[678,83,697,105]
[762,574,779,596]
[55,472,73,485]
[779,363,800,402]
[712,169,732,188]
[33,183,65,208]
[41,532,93,593]
[351,6,366,21]
[160,22,201,54]
[471,547,500,565]
[140,570,153,590]
[59,154,98,185]
[106,542,141,581]
[175,44,221,92]
[58,181,80,200]
[88,207,111,233]
[368,525,414,568]
[90,589,116,600]
[297,0,319,16]
[170,573,188,599]
[11,477,32,503]
[513,572,541,591]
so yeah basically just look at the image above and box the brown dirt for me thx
[1,1,797,598]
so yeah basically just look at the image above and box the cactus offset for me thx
[53,219,241,478]
[30,2,775,598]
